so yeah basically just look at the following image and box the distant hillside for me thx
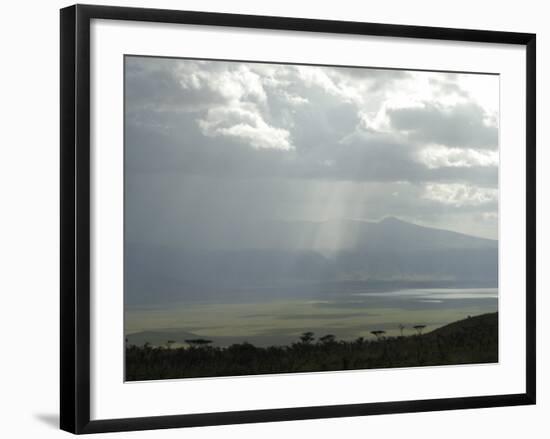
[126,217,498,305]
[137,216,496,253]
[428,312,498,339]
[304,216,497,253]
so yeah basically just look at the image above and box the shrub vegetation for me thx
[126,312,498,381]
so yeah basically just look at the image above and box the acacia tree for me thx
[370,330,386,341]
[398,324,405,337]
[300,331,315,344]
[319,334,336,344]
[413,325,426,336]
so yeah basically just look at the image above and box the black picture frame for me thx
[60,4,536,434]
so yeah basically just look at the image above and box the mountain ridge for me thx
[125,217,498,305]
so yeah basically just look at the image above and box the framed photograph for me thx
[60,4,536,434]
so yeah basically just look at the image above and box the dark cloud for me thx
[124,56,499,241]
[126,115,497,187]
[388,102,498,149]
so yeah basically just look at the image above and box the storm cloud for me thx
[125,56,499,242]
[387,102,497,149]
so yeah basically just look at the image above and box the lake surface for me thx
[125,287,498,347]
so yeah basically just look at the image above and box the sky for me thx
[125,56,499,246]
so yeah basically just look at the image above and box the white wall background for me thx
[0,0,546,437]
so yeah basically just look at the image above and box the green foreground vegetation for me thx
[125,312,498,381]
